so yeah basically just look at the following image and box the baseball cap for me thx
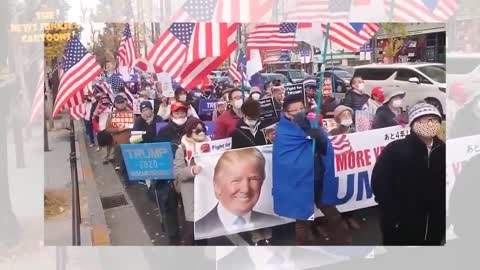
[140,100,153,112]
[171,102,188,112]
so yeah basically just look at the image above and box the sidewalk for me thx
[44,116,92,246]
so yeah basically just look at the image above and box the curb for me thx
[75,120,112,245]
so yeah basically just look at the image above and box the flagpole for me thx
[312,23,330,156]
[329,39,336,96]
[237,24,246,100]
[389,0,395,22]
[69,116,81,245]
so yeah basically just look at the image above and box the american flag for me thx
[246,23,298,51]
[285,0,351,22]
[330,134,353,154]
[228,50,247,82]
[323,23,379,52]
[69,103,86,121]
[171,0,273,23]
[52,36,102,117]
[107,73,126,94]
[118,23,139,68]
[384,0,457,22]
[96,82,115,101]
[148,23,237,90]
[30,66,45,123]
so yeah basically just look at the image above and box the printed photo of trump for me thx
[194,147,289,239]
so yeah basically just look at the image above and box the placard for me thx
[110,111,134,129]
[194,138,232,155]
[120,142,174,181]
[198,99,219,115]
[157,72,174,97]
[284,83,306,107]
[258,97,277,120]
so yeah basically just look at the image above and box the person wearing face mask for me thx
[230,99,267,149]
[105,95,133,172]
[329,105,355,136]
[248,86,262,101]
[174,117,210,245]
[273,95,349,245]
[304,79,319,112]
[213,88,244,139]
[149,102,190,245]
[157,87,199,120]
[372,88,408,129]
[372,102,445,245]
[342,76,370,112]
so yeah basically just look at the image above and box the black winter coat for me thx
[132,115,163,143]
[154,120,186,154]
[372,105,398,129]
[342,90,369,112]
[230,120,268,149]
[372,133,446,245]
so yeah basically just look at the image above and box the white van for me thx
[353,63,446,115]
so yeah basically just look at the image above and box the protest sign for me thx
[322,118,337,132]
[258,97,277,120]
[120,142,174,181]
[261,123,277,144]
[355,110,371,132]
[194,145,293,240]
[157,72,174,97]
[194,138,232,156]
[322,77,332,96]
[110,111,134,129]
[198,99,219,115]
[133,98,154,115]
[284,83,306,107]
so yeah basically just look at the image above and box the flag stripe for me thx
[384,0,458,22]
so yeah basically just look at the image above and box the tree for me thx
[90,23,124,68]
[380,23,408,63]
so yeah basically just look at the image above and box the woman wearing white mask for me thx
[329,105,355,136]
[157,87,199,120]
[342,76,370,112]
[372,88,408,129]
[230,98,268,149]
[174,117,210,245]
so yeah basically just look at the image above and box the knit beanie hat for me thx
[333,105,353,121]
[408,102,442,126]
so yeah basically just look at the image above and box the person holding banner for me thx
[105,95,133,173]
[230,99,268,149]
[174,117,210,245]
[372,88,408,129]
[372,102,445,245]
[214,88,243,140]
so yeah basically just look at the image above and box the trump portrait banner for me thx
[194,145,293,240]
[120,142,174,181]
[284,83,306,107]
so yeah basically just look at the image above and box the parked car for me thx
[275,69,309,83]
[325,66,355,75]
[353,63,446,115]
[260,73,290,85]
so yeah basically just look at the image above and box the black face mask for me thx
[204,90,212,96]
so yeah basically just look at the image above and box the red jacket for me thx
[213,110,240,140]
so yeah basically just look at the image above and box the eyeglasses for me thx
[418,117,441,124]
[193,129,205,134]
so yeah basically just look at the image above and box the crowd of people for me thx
[80,69,445,246]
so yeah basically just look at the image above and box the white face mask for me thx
[179,95,187,102]
[392,99,403,108]
[233,99,243,109]
[172,117,187,126]
[251,93,260,100]
[357,83,365,91]
[340,118,353,127]
[245,119,258,127]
